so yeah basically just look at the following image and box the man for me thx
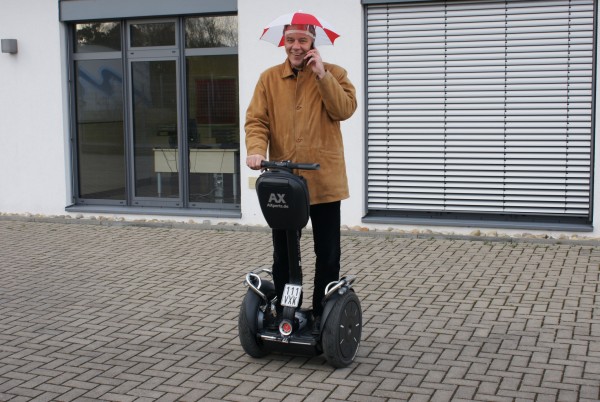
[245,23,357,329]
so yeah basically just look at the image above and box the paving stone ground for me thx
[0,219,599,401]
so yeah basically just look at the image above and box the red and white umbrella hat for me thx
[260,11,340,47]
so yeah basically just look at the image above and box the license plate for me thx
[281,284,302,308]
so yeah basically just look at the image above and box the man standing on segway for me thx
[245,21,357,332]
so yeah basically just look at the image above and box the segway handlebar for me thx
[260,160,320,171]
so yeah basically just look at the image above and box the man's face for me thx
[284,31,313,69]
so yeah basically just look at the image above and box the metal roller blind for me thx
[366,0,595,220]
[59,0,237,22]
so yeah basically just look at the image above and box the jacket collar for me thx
[281,59,314,79]
[281,59,296,79]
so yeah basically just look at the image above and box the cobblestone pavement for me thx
[0,219,599,402]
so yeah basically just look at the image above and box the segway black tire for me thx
[238,289,269,358]
[321,291,362,368]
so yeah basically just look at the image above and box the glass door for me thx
[127,20,182,206]
[131,59,179,201]
[71,16,242,212]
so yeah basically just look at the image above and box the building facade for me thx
[1,0,598,238]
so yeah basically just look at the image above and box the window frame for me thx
[66,12,241,216]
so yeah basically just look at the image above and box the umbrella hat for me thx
[260,11,340,47]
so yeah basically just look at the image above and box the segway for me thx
[238,160,362,368]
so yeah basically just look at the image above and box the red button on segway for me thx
[279,320,293,336]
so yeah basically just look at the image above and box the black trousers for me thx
[271,201,341,317]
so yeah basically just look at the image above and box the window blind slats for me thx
[366,0,594,218]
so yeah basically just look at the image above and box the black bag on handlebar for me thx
[256,169,310,230]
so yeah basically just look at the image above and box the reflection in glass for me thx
[130,22,176,47]
[186,55,239,204]
[75,22,121,53]
[75,59,125,200]
[185,16,238,48]
[131,60,179,198]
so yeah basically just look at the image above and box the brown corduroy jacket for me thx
[245,59,357,205]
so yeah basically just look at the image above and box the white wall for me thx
[238,0,365,227]
[0,0,598,239]
[0,0,69,215]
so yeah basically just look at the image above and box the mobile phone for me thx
[306,43,315,66]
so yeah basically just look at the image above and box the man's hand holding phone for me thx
[305,46,326,79]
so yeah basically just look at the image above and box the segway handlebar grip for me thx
[292,163,320,171]
[260,161,320,171]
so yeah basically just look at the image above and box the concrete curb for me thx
[2,213,599,246]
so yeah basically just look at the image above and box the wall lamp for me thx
[1,39,18,54]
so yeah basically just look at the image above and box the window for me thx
[73,23,125,202]
[70,15,240,213]
[364,0,595,227]
[130,21,176,47]
[185,16,239,207]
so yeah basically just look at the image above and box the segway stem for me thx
[282,228,302,325]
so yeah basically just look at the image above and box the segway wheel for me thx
[321,291,362,368]
[238,289,269,358]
